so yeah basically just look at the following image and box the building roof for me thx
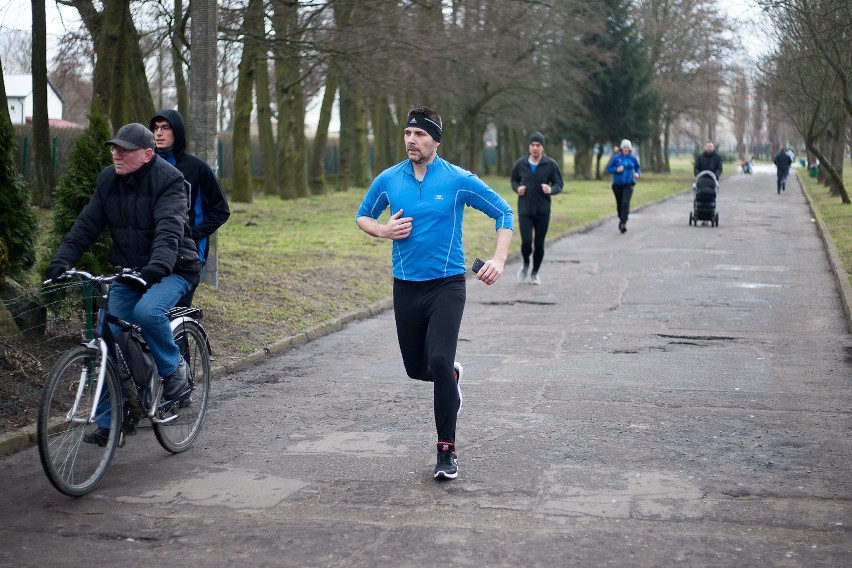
[3,73,63,101]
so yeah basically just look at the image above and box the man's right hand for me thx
[384,209,413,240]
[44,262,68,282]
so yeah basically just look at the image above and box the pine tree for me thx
[0,76,38,282]
[48,97,114,274]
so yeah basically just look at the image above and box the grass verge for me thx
[798,164,852,289]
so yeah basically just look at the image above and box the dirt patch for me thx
[0,332,79,434]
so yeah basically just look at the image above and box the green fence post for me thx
[84,282,94,340]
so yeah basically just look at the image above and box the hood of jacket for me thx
[150,109,187,158]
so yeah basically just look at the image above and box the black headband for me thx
[406,112,442,142]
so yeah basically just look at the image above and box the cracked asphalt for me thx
[1,168,850,567]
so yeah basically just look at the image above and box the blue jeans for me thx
[777,169,789,193]
[96,274,191,429]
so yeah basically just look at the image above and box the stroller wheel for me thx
[714,212,719,227]
[689,212,694,226]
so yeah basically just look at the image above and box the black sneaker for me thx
[434,442,458,479]
[83,427,110,446]
[162,359,188,401]
[453,362,463,411]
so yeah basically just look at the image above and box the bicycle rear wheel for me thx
[37,346,121,496]
[154,321,211,452]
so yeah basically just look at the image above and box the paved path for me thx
[1,170,850,567]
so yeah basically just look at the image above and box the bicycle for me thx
[37,268,211,496]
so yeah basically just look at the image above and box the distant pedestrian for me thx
[510,131,564,285]
[356,106,514,480]
[607,139,641,233]
[773,146,793,194]
[694,140,723,179]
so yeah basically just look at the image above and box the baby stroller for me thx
[689,170,719,227]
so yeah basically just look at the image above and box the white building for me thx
[4,73,64,124]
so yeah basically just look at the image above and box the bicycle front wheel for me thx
[154,321,211,453]
[37,346,121,496]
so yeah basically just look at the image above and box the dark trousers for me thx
[393,275,466,444]
[777,169,790,193]
[612,183,635,223]
[519,213,551,273]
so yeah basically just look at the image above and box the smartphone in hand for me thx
[471,258,485,273]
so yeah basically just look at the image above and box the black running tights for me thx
[519,213,550,273]
[393,275,466,444]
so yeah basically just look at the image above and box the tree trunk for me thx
[573,142,593,180]
[189,0,220,285]
[253,14,276,197]
[31,0,56,207]
[371,96,390,175]
[352,81,369,188]
[231,0,260,204]
[171,0,189,118]
[309,65,339,194]
[273,0,306,200]
[337,74,353,192]
[85,0,155,128]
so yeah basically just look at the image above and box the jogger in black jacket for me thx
[510,131,564,285]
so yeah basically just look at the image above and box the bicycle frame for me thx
[56,270,149,425]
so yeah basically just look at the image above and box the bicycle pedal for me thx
[152,413,179,424]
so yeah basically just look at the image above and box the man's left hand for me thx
[475,259,504,286]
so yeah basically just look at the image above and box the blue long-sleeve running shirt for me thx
[357,155,514,281]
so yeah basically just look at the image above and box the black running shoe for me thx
[434,443,458,479]
[83,427,110,446]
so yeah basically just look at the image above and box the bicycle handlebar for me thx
[43,268,148,290]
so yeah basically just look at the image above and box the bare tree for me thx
[32,0,56,207]
[725,67,750,160]
[62,0,156,127]
[636,0,735,172]
[757,0,850,202]
[231,0,263,203]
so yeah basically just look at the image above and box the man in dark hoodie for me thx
[151,109,230,306]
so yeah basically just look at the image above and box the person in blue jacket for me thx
[607,139,641,233]
[356,106,514,480]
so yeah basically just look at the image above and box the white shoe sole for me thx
[454,362,463,411]
[434,469,458,479]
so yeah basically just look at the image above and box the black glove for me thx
[44,262,68,282]
[140,265,168,287]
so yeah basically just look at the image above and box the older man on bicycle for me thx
[44,123,200,444]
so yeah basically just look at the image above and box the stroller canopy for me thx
[693,170,719,193]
